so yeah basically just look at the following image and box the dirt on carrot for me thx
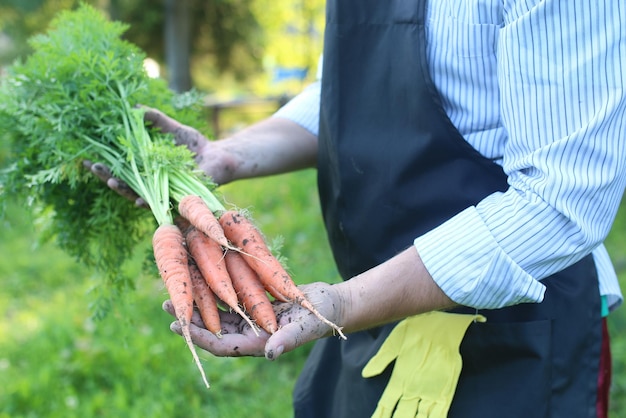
[224,250,278,335]
[184,225,260,336]
[178,195,230,249]
[189,258,223,338]
[219,211,346,339]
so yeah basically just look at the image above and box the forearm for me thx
[334,247,456,334]
[205,117,318,185]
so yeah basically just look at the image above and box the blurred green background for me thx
[1,1,625,417]
[0,0,326,100]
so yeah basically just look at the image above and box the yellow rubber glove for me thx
[362,311,485,418]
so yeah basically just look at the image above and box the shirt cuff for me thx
[414,207,546,309]
[272,81,321,136]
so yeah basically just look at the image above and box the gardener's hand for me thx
[83,159,146,207]
[146,107,319,185]
[83,107,230,201]
[163,282,343,360]
[144,107,236,185]
[88,106,317,197]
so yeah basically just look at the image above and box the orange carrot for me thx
[224,250,278,334]
[152,224,210,388]
[189,258,223,338]
[219,211,346,339]
[185,225,260,336]
[178,195,230,249]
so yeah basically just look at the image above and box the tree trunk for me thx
[107,0,122,21]
[164,0,192,92]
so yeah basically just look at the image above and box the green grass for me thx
[0,167,624,417]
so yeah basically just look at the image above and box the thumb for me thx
[143,107,182,134]
[264,318,329,361]
[263,324,298,361]
[144,107,207,153]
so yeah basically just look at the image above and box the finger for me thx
[162,299,202,325]
[170,320,268,357]
[162,299,203,323]
[162,300,252,335]
[106,177,147,207]
[89,162,113,183]
[264,323,300,361]
[144,108,206,152]
[84,160,146,206]
[264,304,335,361]
[169,126,206,152]
[105,177,138,200]
[143,107,182,133]
[219,311,263,335]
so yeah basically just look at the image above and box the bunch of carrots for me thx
[156,196,346,389]
[0,5,345,390]
[102,108,346,388]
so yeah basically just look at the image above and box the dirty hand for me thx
[84,107,227,202]
[163,282,343,360]
[144,107,234,185]
[83,159,146,207]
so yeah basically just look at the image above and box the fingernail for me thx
[266,345,284,361]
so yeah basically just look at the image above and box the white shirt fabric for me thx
[274,0,625,311]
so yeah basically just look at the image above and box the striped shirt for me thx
[274,0,625,310]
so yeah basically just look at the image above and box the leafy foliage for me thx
[0,4,209,316]
[0,0,83,63]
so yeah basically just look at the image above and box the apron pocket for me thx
[448,318,552,418]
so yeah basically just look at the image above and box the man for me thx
[100,0,624,416]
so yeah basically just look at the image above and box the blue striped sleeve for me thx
[418,0,626,309]
[272,81,321,136]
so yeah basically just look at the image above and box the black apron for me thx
[293,0,602,417]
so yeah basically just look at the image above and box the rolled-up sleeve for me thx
[416,0,626,309]
[273,81,321,137]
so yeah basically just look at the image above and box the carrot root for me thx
[178,195,233,250]
[185,225,260,336]
[189,259,223,338]
[153,224,210,388]
[219,211,346,339]
[178,317,211,389]
[225,250,278,334]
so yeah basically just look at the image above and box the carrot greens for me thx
[0,5,347,387]
[0,4,219,316]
